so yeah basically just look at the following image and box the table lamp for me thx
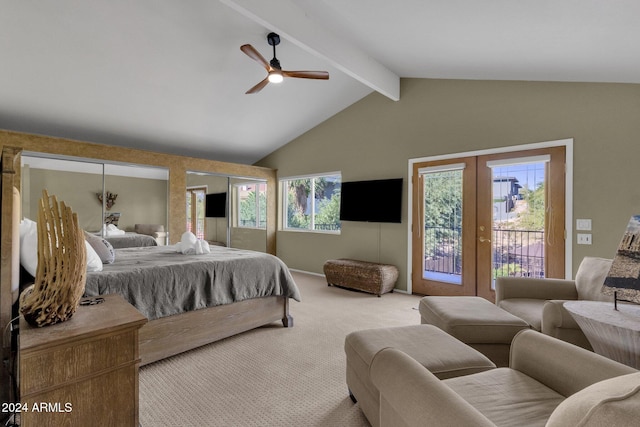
[602,214,640,309]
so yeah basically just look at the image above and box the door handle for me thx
[479,237,491,243]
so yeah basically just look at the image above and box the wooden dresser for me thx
[19,294,147,427]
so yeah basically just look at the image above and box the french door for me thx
[186,186,206,239]
[411,147,565,300]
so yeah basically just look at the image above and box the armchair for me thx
[495,257,612,349]
[370,330,639,427]
[134,223,167,246]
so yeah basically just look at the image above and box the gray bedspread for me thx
[105,232,158,248]
[84,245,301,320]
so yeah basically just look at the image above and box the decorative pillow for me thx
[19,218,103,274]
[546,372,640,426]
[83,231,115,264]
[85,241,103,272]
[19,219,38,277]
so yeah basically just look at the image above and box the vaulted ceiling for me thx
[1,1,638,164]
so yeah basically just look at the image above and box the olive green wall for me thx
[25,168,168,232]
[257,78,640,292]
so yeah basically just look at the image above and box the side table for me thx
[20,294,147,426]
[564,300,640,369]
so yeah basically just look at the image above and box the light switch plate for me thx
[576,219,592,231]
[577,233,592,245]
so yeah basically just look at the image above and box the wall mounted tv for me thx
[205,192,227,218]
[339,178,403,223]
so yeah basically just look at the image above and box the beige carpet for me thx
[139,271,422,426]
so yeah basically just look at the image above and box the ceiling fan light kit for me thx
[268,70,284,84]
[240,32,329,94]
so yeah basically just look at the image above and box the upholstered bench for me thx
[345,324,496,427]
[419,296,530,367]
[323,258,398,296]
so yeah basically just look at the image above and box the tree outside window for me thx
[236,182,266,229]
[282,173,341,232]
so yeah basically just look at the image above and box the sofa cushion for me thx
[546,372,640,427]
[345,324,495,380]
[497,298,545,331]
[419,296,529,343]
[444,368,565,426]
[575,256,612,302]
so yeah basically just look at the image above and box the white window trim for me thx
[279,172,342,234]
[234,181,266,229]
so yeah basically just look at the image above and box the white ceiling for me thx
[1,1,639,164]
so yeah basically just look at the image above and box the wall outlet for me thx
[577,233,592,245]
[576,219,592,231]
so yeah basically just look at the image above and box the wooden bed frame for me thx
[1,146,293,371]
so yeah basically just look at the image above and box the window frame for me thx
[279,171,342,234]
[233,181,267,230]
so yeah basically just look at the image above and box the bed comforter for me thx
[84,245,301,320]
[105,232,158,248]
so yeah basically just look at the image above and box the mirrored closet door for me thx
[21,153,169,241]
[186,171,267,252]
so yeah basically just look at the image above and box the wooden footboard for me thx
[139,295,292,365]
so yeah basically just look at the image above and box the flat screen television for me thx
[205,192,227,218]
[339,178,403,223]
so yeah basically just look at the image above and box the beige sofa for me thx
[495,257,612,350]
[134,223,167,246]
[370,329,639,427]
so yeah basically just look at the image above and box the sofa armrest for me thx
[151,231,167,245]
[541,300,580,333]
[370,348,495,427]
[495,277,578,304]
[510,330,637,397]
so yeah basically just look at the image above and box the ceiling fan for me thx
[240,32,329,94]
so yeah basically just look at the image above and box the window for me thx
[281,173,341,232]
[235,182,267,229]
[186,187,206,239]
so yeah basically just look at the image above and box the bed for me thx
[104,232,158,248]
[1,146,299,367]
[84,244,300,363]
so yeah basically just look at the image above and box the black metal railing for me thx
[315,223,341,231]
[423,226,545,278]
[239,220,267,228]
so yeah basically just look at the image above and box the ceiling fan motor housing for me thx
[267,32,280,46]
[267,32,282,69]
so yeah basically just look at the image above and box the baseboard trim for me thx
[288,269,409,294]
[289,268,325,278]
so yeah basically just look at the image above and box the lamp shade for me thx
[602,215,640,304]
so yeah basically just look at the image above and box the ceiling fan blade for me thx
[240,44,271,71]
[282,70,329,80]
[245,77,270,94]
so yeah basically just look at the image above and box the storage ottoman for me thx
[323,258,398,296]
[419,296,530,367]
[345,324,496,427]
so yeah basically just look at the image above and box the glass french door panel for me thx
[186,188,206,239]
[422,169,463,285]
[490,160,547,286]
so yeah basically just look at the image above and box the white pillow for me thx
[19,219,103,275]
[20,219,38,277]
[85,241,103,272]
